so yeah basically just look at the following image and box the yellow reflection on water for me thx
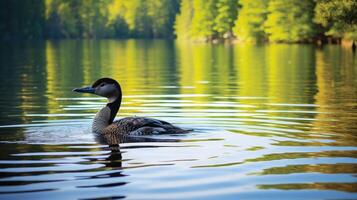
[314,47,357,146]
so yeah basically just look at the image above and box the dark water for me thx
[0,40,356,200]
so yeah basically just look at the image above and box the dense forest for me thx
[0,0,356,43]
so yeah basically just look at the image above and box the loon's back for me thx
[105,116,190,135]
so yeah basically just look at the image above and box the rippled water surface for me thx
[0,40,356,200]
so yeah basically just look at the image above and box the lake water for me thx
[0,40,356,200]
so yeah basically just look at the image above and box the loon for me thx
[73,78,190,138]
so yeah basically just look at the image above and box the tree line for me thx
[0,0,356,43]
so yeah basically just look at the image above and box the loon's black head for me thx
[73,78,122,101]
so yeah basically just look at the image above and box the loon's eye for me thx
[100,83,105,87]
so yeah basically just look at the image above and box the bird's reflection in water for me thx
[105,150,123,168]
[95,133,181,169]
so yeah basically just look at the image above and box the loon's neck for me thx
[107,95,122,124]
[92,95,122,134]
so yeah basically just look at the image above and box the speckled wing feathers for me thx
[103,117,189,135]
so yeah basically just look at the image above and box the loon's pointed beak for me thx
[72,86,95,94]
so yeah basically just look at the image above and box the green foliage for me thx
[175,0,238,41]
[147,0,179,38]
[45,0,111,38]
[190,0,218,40]
[264,0,316,42]
[314,0,357,40]
[214,0,239,38]
[234,0,268,42]
[175,0,194,39]
[119,0,150,37]
[44,0,178,38]
[97,0,179,38]
[0,0,45,40]
[0,0,355,42]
